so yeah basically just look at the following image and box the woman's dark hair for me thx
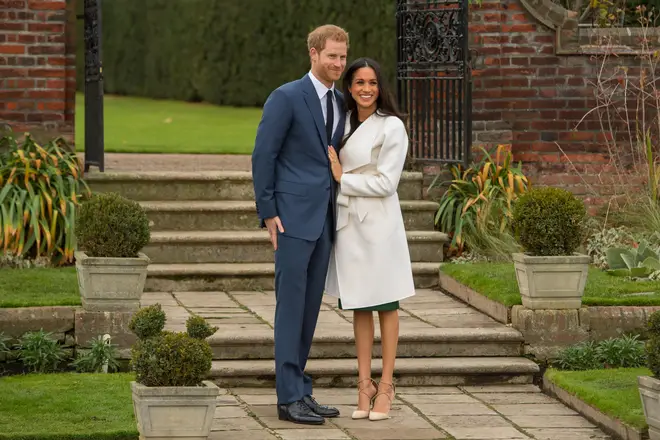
[341,57,406,144]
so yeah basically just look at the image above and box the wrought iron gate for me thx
[396,0,472,166]
[78,0,105,172]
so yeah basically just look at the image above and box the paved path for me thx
[80,153,252,172]
[142,289,510,335]
[209,384,610,440]
[140,290,612,439]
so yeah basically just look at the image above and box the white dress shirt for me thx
[308,71,340,138]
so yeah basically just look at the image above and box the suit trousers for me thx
[273,205,333,405]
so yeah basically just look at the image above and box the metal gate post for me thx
[83,0,104,172]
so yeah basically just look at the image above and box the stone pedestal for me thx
[74,310,136,357]
[511,306,589,359]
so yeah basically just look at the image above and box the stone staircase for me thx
[87,170,539,387]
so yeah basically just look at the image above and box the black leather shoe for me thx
[277,400,325,425]
[303,394,340,418]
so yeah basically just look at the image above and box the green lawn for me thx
[545,367,648,429]
[441,262,660,306]
[0,372,136,440]
[0,267,79,308]
[75,93,262,154]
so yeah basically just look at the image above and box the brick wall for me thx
[0,0,654,204]
[462,0,653,207]
[0,0,75,140]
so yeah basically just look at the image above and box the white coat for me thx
[325,111,416,309]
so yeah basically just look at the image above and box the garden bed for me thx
[544,368,648,440]
[0,372,137,439]
[441,263,660,307]
[0,267,79,308]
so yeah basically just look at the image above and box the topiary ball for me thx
[130,331,213,387]
[75,192,150,258]
[129,304,166,340]
[511,187,586,256]
[186,315,218,340]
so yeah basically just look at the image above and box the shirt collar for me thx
[308,71,335,101]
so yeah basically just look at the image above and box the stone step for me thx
[140,200,439,232]
[87,170,425,201]
[145,262,441,292]
[208,357,540,387]
[143,230,448,264]
[209,327,524,360]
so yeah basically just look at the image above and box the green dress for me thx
[337,298,399,312]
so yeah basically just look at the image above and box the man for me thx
[251,24,349,425]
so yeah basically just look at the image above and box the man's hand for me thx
[264,216,285,250]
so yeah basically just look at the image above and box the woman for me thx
[325,57,416,421]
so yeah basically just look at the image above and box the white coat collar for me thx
[341,111,380,172]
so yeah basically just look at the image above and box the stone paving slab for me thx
[208,385,611,440]
[143,289,516,337]
[84,153,252,172]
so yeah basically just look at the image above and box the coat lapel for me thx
[341,112,379,173]
[301,75,328,148]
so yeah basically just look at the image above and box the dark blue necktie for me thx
[326,90,334,144]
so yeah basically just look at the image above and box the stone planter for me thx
[639,375,660,440]
[75,251,150,312]
[131,380,219,440]
[513,253,590,310]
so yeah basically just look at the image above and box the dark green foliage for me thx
[554,335,647,371]
[75,192,150,258]
[76,0,397,107]
[512,187,586,256]
[70,335,120,373]
[128,304,166,340]
[623,0,660,25]
[16,330,66,373]
[130,331,213,387]
[129,304,217,387]
[647,311,660,378]
[186,315,218,340]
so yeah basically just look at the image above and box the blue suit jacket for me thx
[252,74,346,242]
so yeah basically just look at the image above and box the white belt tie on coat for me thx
[335,189,384,232]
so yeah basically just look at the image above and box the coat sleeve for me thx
[339,117,408,198]
[251,88,292,221]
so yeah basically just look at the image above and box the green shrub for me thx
[647,311,660,378]
[186,315,218,340]
[0,132,90,265]
[129,304,217,387]
[554,341,602,371]
[432,144,529,256]
[16,329,66,373]
[75,192,151,258]
[70,335,120,373]
[128,303,166,340]
[554,335,647,371]
[511,187,586,256]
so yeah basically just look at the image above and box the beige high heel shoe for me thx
[369,381,395,421]
[351,378,377,419]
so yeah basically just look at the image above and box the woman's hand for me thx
[328,146,343,183]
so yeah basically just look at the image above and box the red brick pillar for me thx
[0,0,75,140]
